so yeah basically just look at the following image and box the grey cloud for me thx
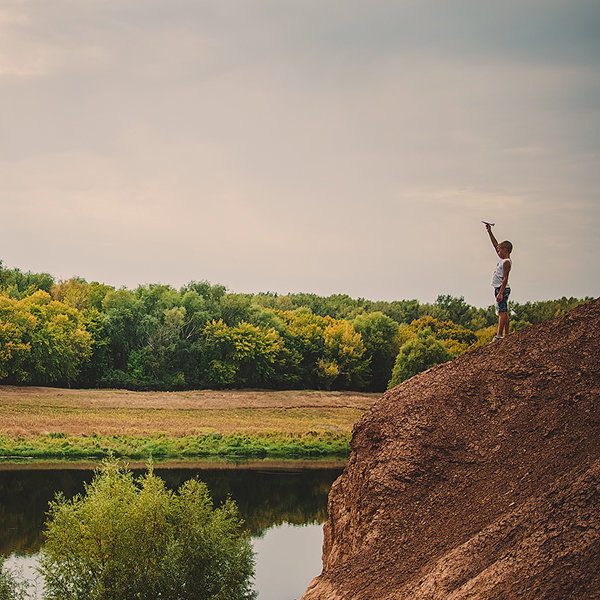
[1,0,598,305]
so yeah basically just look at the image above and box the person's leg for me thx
[495,288,510,337]
[495,287,503,338]
[499,288,510,336]
[498,311,509,336]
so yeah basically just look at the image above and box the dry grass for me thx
[0,386,378,437]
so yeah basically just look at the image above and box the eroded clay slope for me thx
[303,298,600,600]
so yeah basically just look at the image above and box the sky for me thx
[1,0,599,308]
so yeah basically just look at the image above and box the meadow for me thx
[0,386,377,460]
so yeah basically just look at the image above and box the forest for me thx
[0,260,591,392]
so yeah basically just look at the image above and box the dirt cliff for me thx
[302,298,600,600]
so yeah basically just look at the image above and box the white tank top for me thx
[491,258,511,287]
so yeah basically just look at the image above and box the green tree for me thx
[180,281,226,320]
[433,295,476,329]
[198,320,294,388]
[388,332,452,388]
[353,312,400,391]
[101,289,143,373]
[371,299,421,325]
[41,460,255,600]
[510,297,592,326]
[73,308,112,388]
[0,260,54,297]
[180,290,213,333]
[141,306,187,386]
[219,294,254,325]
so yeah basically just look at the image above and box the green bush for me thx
[40,460,255,600]
[388,333,453,388]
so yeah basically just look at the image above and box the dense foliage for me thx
[40,460,255,600]
[0,260,591,390]
[388,332,453,387]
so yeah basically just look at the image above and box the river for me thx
[0,459,344,600]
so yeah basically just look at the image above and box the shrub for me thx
[388,333,453,388]
[40,460,255,600]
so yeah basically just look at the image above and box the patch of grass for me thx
[0,431,351,460]
[0,387,375,460]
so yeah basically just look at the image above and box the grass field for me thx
[0,386,378,460]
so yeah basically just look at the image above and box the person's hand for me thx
[485,223,492,232]
[496,290,503,302]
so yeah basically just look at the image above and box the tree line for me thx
[0,260,591,391]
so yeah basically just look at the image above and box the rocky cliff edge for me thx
[302,298,600,600]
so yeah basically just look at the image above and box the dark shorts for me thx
[495,287,510,313]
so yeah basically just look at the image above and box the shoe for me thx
[491,335,504,342]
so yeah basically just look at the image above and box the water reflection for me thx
[0,460,343,599]
[253,524,324,600]
[0,460,343,554]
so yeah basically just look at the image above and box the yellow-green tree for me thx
[51,278,114,311]
[0,310,29,379]
[277,310,369,389]
[322,320,369,390]
[199,319,294,388]
[277,309,328,388]
[0,290,92,384]
[407,316,477,356]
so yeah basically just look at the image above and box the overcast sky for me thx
[1,0,599,307]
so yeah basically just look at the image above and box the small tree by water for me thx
[40,460,256,600]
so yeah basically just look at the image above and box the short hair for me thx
[499,240,513,253]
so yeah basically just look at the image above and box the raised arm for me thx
[485,223,500,255]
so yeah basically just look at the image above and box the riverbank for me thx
[0,386,377,460]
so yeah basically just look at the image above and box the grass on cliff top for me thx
[0,386,377,460]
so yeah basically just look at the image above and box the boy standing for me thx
[485,223,513,341]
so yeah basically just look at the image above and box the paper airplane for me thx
[481,221,495,226]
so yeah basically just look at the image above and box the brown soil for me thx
[303,298,600,600]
